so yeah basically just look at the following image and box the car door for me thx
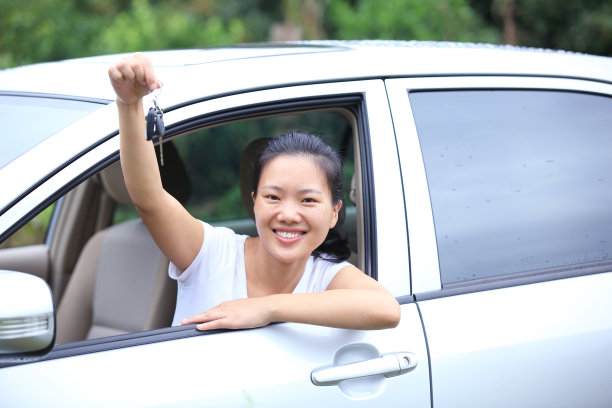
[387,76,612,407]
[0,94,112,294]
[0,80,431,407]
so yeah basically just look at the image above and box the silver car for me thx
[1,41,611,407]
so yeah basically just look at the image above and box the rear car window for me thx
[410,90,612,285]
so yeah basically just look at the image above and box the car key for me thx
[146,94,165,165]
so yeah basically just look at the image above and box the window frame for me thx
[386,75,612,299]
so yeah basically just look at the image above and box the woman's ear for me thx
[251,191,256,202]
[330,200,342,229]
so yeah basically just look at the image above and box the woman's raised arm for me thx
[108,53,203,272]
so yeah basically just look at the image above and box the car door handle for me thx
[311,352,417,386]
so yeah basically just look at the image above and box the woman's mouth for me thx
[274,230,305,240]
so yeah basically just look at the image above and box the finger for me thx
[134,52,160,91]
[116,59,136,82]
[181,311,218,325]
[132,61,146,87]
[180,316,198,325]
[196,319,232,331]
[107,66,124,82]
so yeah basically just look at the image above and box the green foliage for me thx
[1,0,611,70]
[514,0,612,56]
[0,0,252,69]
[0,0,107,67]
[471,0,612,56]
[326,0,500,43]
[91,0,246,54]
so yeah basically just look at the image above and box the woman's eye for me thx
[266,194,280,201]
[302,198,316,203]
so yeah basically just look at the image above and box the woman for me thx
[108,53,400,331]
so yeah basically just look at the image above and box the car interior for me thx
[0,108,364,345]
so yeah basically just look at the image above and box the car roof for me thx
[1,40,611,108]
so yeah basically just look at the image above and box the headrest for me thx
[239,138,271,220]
[101,141,191,205]
[100,160,131,205]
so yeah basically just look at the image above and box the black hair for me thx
[252,131,351,263]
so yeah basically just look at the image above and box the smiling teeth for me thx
[276,231,302,239]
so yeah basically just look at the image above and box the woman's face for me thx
[252,154,341,265]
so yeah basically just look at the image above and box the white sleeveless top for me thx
[168,221,350,326]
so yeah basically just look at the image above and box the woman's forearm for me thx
[266,289,401,330]
[117,99,165,212]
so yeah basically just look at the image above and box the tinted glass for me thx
[0,95,103,169]
[410,90,612,285]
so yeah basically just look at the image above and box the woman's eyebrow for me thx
[261,185,323,195]
[261,185,282,191]
[298,188,323,195]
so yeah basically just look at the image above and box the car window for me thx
[0,95,104,169]
[113,110,355,226]
[61,108,357,344]
[410,90,612,285]
[0,203,55,249]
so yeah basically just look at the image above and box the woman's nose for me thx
[277,200,302,223]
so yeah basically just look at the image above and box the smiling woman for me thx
[253,153,342,265]
[108,52,400,332]
[164,130,397,331]
[252,131,349,263]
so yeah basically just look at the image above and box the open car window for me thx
[113,110,355,227]
[49,107,358,345]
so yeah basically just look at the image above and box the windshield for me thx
[0,94,105,169]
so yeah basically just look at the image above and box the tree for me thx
[0,0,108,68]
[515,0,612,56]
[325,0,500,43]
[471,0,612,56]
[90,0,246,54]
[0,0,268,69]
[1,0,610,70]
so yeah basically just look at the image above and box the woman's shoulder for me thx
[294,256,352,293]
[307,255,353,281]
[202,221,249,244]
[310,254,352,271]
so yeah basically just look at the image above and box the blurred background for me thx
[1,0,611,70]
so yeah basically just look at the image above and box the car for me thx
[0,40,611,407]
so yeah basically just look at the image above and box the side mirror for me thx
[0,270,55,363]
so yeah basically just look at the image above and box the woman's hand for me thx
[108,52,161,105]
[179,298,274,331]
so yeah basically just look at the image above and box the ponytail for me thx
[313,223,351,263]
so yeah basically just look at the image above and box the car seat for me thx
[55,142,189,343]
